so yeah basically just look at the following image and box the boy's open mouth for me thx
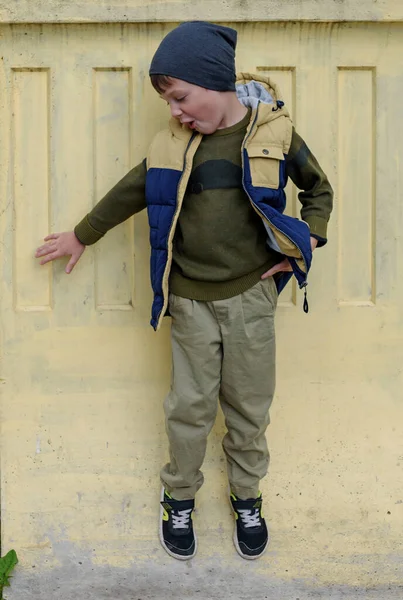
[181,119,196,129]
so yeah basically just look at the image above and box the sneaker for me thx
[159,487,197,560]
[230,492,269,560]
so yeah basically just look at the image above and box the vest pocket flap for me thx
[247,144,284,160]
[247,145,284,189]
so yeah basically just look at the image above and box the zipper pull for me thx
[300,282,309,313]
[303,287,309,313]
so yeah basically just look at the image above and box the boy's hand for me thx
[35,232,85,274]
[261,237,318,279]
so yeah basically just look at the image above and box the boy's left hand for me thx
[261,237,318,279]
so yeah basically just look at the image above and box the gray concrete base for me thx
[5,545,402,600]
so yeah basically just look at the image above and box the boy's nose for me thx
[170,104,182,118]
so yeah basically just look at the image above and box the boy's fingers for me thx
[261,268,275,279]
[36,243,57,256]
[65,255,80,274]
[44,233,60,241]
[39,251,60,265]
[261,259,291,279]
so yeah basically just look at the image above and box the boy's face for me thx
[159,78,227,135]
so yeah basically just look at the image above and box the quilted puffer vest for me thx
[145,73,312,330]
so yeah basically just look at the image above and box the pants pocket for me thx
[259,276,278,311]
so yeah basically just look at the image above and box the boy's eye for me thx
[165,96,187,106]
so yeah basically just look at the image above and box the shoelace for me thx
[171,508,192,530]
[238,508,261,528]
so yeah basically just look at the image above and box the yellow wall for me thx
[0,8,402,600]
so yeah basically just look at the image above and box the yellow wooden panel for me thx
[93,68,134,310]
[12,69,52,310]
[338,68,375,305]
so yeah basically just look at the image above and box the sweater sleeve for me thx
[285,129,333,246]
[74,159,147,245]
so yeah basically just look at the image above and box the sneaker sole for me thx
[232,526,268,561]
[229,494,269,561]
[159,487,198,561]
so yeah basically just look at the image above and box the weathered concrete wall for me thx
[0,0,403,23]
[0,11,402,600]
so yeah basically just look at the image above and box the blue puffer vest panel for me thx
[145,74,312,330]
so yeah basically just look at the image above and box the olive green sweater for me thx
[75,113,333,300]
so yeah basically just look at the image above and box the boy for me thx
[35,22,333,561]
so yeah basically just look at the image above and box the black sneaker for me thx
[230,492,269,560]
[159,488,197,560]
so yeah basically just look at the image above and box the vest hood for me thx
[236,72,280,107]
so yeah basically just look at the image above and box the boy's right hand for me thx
[35,232,85,274]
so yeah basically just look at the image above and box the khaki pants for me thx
[161,277,278,500]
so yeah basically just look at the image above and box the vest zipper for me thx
[156,132,198,327]
[241,103,309,305]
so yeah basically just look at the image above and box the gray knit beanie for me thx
[149,21,237,92]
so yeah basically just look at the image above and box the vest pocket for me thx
[247,144,284,189]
